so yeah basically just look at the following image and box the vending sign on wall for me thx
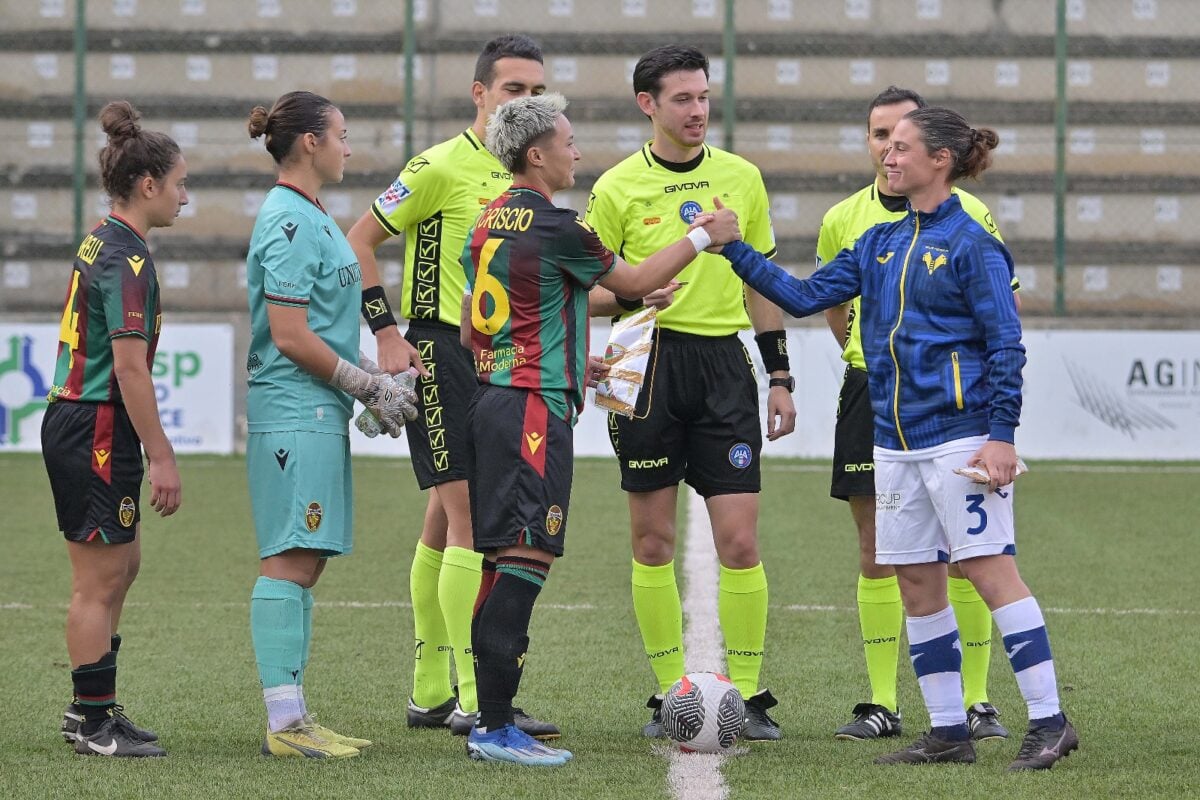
[0,323,235,454]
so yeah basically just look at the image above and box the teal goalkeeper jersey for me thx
[246,183,362,434]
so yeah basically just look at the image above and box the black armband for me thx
[754,330,790,373]
[615,294,644,312]
[361,285,398,333]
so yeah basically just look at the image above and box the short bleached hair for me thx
[486,92,568,173]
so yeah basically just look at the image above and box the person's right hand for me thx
[374,325,430,377]
[147,456,182,517]
[643,280,682,310]
[703,197,741,246]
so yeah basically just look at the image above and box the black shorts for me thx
[831,366,875,500]
[41,401,143,543]
[466,384,573,558]
[404,320,476,489]
[608,329,760,497]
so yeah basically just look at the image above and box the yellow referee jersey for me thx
[585,143,776,336]
[370,129,513,327]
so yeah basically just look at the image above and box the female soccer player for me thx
[43,100,186,757]
[244,91,416,759]
[717,106,1078,771]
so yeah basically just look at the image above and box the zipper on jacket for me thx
[951,351,964,410]
[887,215,920,450]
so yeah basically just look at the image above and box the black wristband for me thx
[754,330,790,373]
[361,285,398,333]
[615,294,644,312]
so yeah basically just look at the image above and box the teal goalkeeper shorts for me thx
[246,430,353,559]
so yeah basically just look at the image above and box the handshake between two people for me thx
[688,196,741,254]
[330,352,420,438]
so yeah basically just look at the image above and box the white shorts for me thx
[873,436,1016,565]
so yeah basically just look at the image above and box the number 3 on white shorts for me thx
[964,494,988,535]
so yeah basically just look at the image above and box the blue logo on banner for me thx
[679,200,703,224]
[728,442,753,469]
[0,335,50,446]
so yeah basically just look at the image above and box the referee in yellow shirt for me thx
[586,44,795,741]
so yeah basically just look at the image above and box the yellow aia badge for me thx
[545,504,564,536]
[305,502,324,532]
[118,496,136,528]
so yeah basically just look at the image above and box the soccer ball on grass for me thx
[660,671,744,754]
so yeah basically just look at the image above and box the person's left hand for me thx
[967,440,1019,492]
[585,355,611,389]
[765,384,797,441]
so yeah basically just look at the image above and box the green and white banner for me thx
[0,323,234,454]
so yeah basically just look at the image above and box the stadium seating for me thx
[1,0,1197,315]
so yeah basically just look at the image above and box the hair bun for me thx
[247,105,270,140]
[99,100,142,142]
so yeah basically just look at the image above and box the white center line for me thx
[666,489,729,800]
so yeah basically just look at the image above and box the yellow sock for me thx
[949,576,992,707]
[410,542,452,707]
[439,546,483,712]
[857,575,902,712]
[719,563,768,699]
[632,560,684,694]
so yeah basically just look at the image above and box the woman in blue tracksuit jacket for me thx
[719,107,1077,772]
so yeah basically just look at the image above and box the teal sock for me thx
[250,576,305,688]
[300,588,314,685]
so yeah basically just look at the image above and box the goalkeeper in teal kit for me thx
[244,91,417,758]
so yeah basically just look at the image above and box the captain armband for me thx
[754,330,790,374]
[361,285,398,333]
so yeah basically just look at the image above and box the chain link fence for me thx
[2,0,1198,318]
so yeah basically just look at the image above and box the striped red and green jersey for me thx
[48,215,161,404]
[461,186,615,424]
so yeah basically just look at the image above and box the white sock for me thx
[264,685,304,733]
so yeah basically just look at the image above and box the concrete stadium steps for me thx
[5,254,1196,316]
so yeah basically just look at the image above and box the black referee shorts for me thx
[608,328,761,498]
[403,319,476,489]
[41,401,143,543]
[830,366,875,500]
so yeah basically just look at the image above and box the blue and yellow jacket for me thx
[722,194,1025,451]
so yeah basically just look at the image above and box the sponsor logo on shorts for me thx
[876,492,902,512]
[843,462,873,473]
[628,456,669,469]
[525,431,544,455]
[118,497,135,528]
[545,504,563,536]
[94,448,111,469]
[728,443,753,469]
[678,200,703,224]
[305,501,323,532]
[274,448,289,470]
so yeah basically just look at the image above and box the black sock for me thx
[110,633,122,654]
[72,651,117,735]
[473,557,550,731]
